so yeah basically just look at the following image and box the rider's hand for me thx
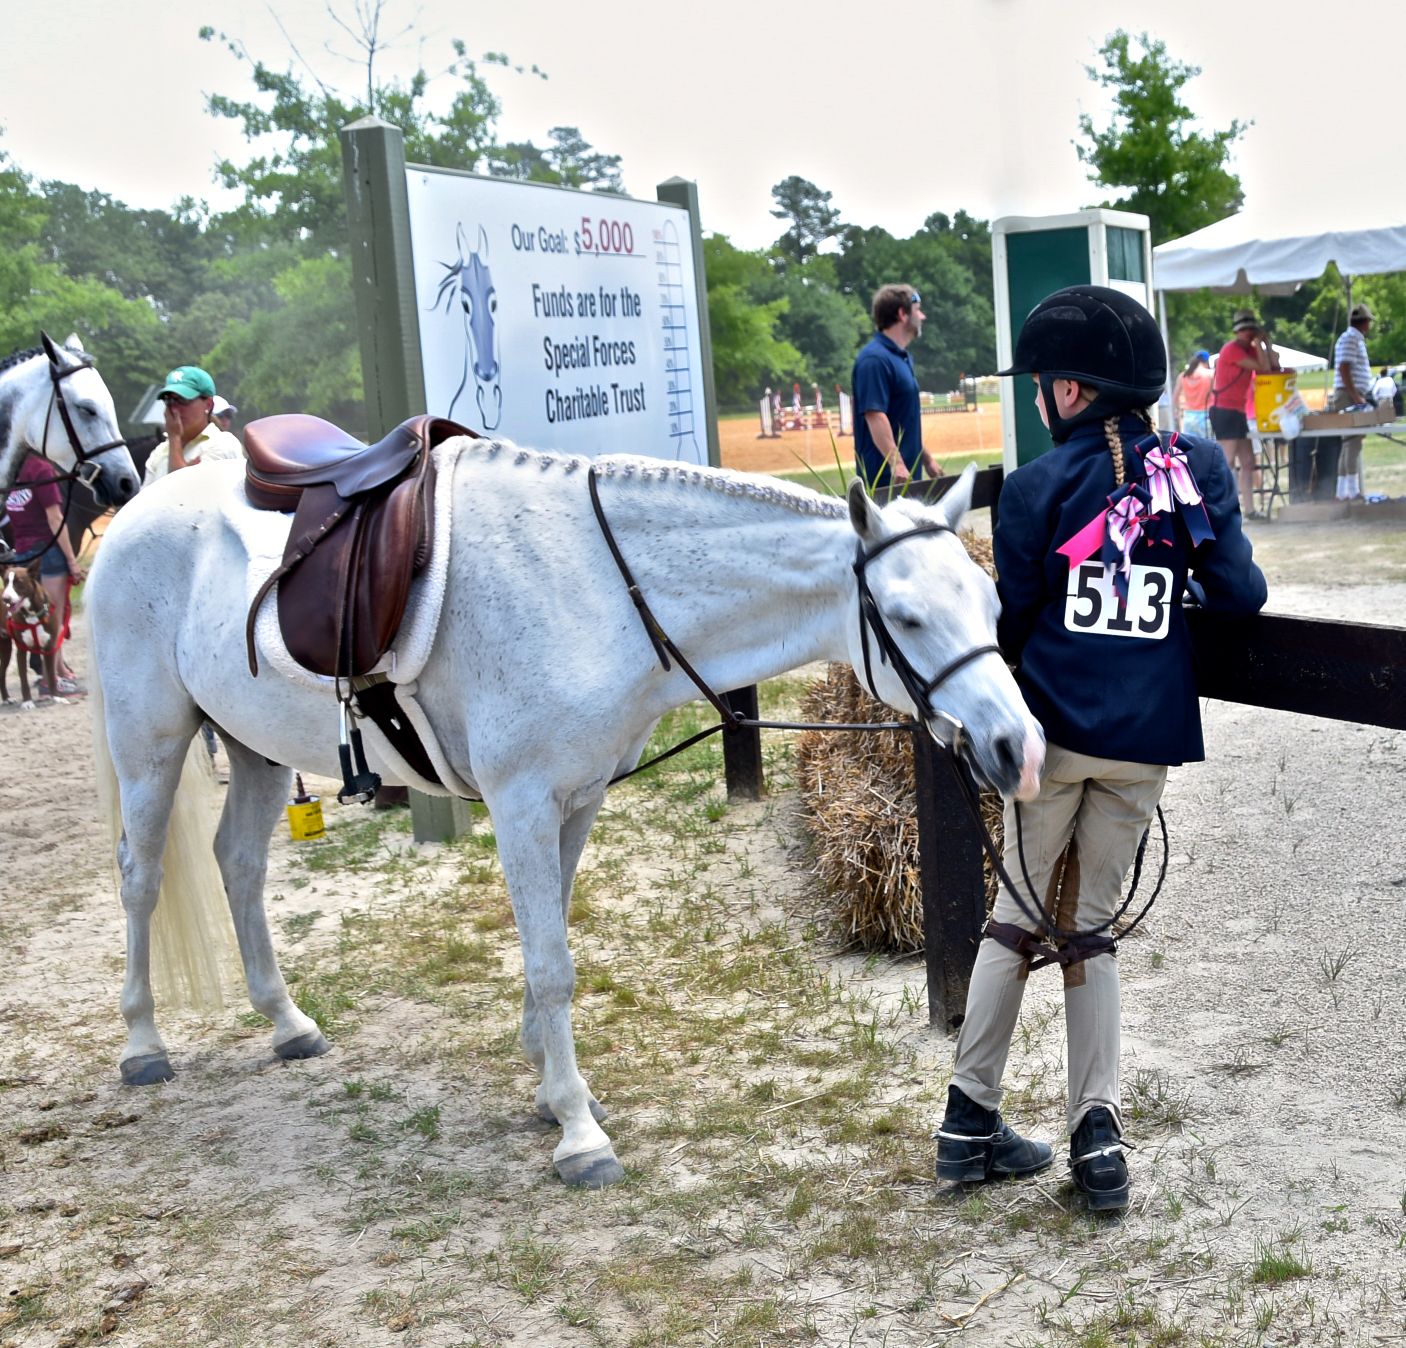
[163,399,185,449]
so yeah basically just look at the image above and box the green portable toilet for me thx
[993,210,1156,469]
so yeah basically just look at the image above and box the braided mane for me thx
[464,439,850,520]
[0,347,43,376]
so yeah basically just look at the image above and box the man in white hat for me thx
[211,395,238,433]
[1331,303,1374,500]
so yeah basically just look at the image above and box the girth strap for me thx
[983,919,1118,973]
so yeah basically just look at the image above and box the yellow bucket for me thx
[1253,370,1297,431]
[286,796,325,841]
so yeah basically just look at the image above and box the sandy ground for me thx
[719,406,1001,475]
[1,517,1403,1345]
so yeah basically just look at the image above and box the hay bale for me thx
[797,530,1005,953]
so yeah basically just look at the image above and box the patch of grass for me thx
[401,1105,441,1140]
[501,1237,561,1302]
[281,908,323,942]
[1126,1067,1193,1128]
[1249,1234,1312,1284]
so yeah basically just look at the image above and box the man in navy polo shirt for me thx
[852,284,942,488]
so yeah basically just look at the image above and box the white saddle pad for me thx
[216,436,488,799]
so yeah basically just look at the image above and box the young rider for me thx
[934,286,1268,1211]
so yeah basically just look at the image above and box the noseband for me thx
[42,353,127,490]
[852,523,1003,749]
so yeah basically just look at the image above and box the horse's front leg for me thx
[526,797,607,1127]
[213,741,329,1060]
[493,787,622,1187]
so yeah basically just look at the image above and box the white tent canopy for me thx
[1153,204,1406,294]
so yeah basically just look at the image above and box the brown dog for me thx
[1,562,67,709]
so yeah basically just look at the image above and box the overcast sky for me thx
[2,0,1399,251]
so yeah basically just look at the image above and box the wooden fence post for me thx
[722,685,764,800]
[912,731,989,1030]
[340,114,469,843]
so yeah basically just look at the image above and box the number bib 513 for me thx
[1064,562,1172,640]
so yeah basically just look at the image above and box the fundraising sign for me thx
[404,168,705,463]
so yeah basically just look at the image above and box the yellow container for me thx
[1253,370,1297,431]
[286,796,325,841]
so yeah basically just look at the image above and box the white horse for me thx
[87,443,1043,1187]
[0,333,138,504]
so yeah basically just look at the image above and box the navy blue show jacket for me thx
[994,415,1268,766]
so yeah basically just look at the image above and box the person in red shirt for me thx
[3,453,86,688]
[1209,310,1279,518]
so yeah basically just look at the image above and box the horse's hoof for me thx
[537,1097,609,1126]
[555,1143,625,1189]
[121,1052,174,1087]
[275,1031,331,1060]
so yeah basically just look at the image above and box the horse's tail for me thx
[88,614,233,1012]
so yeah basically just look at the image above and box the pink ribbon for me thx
[1056,510,1109,571]
[1141,436,1202,516]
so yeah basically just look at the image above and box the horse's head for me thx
[845,466,1044,800]
[38,333,139,507]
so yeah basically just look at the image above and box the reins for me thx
[587,464,1166,947]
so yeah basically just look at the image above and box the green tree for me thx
[0,147,160,420]
[1077,31,1246,245]
[831,217,996,390]
[770,176,842,267]
[207,254,363,427]
[771,256,868,396]
[702,234,805,408]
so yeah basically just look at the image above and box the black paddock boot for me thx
[935,1084,1054,1183]
[1069,1107,1129,1213]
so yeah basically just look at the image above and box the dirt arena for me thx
[718,405,1003,474]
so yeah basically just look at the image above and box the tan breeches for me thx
[951,743,1168,1135]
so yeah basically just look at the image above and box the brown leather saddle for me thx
[242,413,475,680]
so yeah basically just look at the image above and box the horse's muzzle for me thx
[92,462,139,508]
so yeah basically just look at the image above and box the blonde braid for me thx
[1104,407,1156,486]
[1104,417,1125,486]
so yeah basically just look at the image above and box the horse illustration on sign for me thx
[431,222,502,430]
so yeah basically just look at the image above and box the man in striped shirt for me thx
[1331,303,1374,500]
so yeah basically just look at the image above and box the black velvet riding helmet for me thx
[998,285,1167,442]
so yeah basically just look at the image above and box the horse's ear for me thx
[936,462,977,531]
[477,224,489,259]
[847,478,886,545]
[40,331,60,363]
[63,333,85,354]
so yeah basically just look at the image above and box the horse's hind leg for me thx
[109,725,198,1086]
[528,797,607,1127]
[213,740,329,1060]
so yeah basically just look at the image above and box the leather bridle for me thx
[851,523,1003,752]
[41,351,128,491]
[0,351,130,567]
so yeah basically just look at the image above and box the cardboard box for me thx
[1300,405,1395,431]
[1300,412,1345,430]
